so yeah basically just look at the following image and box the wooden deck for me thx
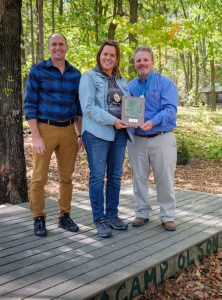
[0,184,222,300]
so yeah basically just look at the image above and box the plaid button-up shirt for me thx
[24,59,82,121]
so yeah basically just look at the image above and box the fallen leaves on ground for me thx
[24,129,222,198]
[133,247,222,300]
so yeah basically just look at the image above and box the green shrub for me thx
[177,136,190,165]
[175,107,222,162]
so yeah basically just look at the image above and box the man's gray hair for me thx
[134,46,154,61]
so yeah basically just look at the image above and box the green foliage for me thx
[176,107,222,162]
[21,0,222,109]
[177,135,190,165]
[20,1,222,167]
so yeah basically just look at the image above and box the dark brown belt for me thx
[38,119,74,127]
[134,131,172,138]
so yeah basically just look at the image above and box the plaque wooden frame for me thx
[121,95,145,126]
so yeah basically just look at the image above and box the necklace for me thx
[114,92,121,103]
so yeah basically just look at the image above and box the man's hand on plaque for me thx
[140,120,153,131]
[114,119,130,129]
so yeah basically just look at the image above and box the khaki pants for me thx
[127,132,177,222]
[29,122,78,218]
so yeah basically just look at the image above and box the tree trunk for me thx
[200,38,208,87]
[194,48,200,105]
[0,0,28,204]
[210,59,216,111]
[94,0,99,44]
[21,24,26,65]
[36,0,44,60]
[108,23,117,40]
[128,0,138,78]
[107,0,124,40]
[59,0,63,16]
[164,46,168,66]
[21,24,26,94]
[117,0,124,16]
[52,0,55,33]
[174,52,179,85]
[188,52,193,90]
[180,52,189,98]
[108,0,117,40]
[158,45,162,74]
[30,0,35,64]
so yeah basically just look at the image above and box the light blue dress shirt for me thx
[129,72,178,135]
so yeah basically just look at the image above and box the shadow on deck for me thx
[0,184,222,300]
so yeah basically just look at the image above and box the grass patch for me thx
[175,107,222,162]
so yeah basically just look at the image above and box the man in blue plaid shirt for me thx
[24,33,82,237]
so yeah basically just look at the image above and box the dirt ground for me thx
[24,129,222,197]
[24,129,222,300]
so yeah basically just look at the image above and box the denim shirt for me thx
[79,68,133,141]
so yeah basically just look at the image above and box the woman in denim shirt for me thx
[79,40,133,238]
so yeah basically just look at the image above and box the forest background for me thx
[21,0,222,191]
[22,0,222,110]
[1,0,222,203]
[0,1,222,298]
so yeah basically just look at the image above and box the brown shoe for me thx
[132,217,149,227]
[162,221,176,231]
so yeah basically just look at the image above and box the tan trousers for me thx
[128,132,177,222]
[29,122,78,218]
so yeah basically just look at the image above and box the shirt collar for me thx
[93,65,120,79]
[138,71,154,84]
[45,58,71,70]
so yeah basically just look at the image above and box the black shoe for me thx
[34,216,47,237]
[58,213,79,232]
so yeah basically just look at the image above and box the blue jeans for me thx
[83,130,128,223]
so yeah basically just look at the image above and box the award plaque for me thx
[121,96,145,126]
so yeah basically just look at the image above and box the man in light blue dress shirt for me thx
[127,46,178,231]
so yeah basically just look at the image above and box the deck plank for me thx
[0,185,222,300]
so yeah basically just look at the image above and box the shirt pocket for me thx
[146,89,161,110]
[150,89,160,101]
[94,79,105,92]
